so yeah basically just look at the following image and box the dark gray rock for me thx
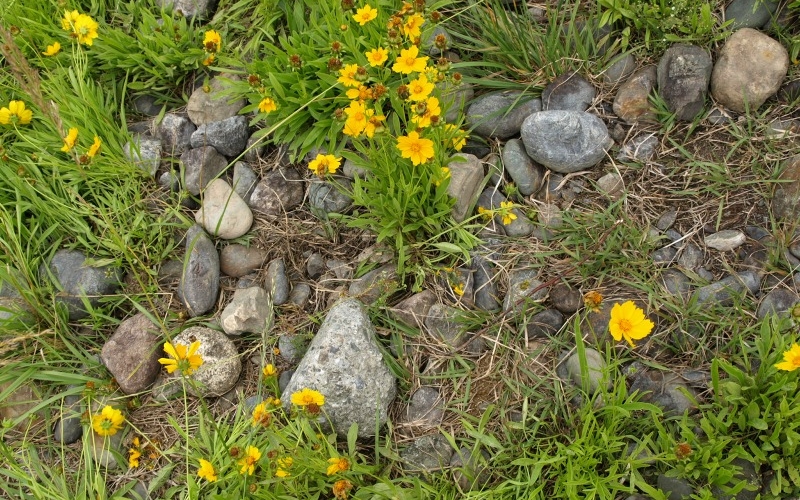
[242,134,266,163]
[626,363,696,416]
[190,115,249,157]
[264,258,290,306]
[653,246,678,265]
[724,0,779,30]
[424,303,468,349]
[541,72,596,111]
[772,155,800,219]
[550,283,582,313]
[447,154,484,223]
[220,286,273,335]
[220,244,266,278]
[439,81,474,123]
[520,110,613,173]
[158,170,180,191]
[466,91,541,139]
[602,53,637,85]
[656,209,677,231]
[405,386,444,427]
[691,271,760,306]
[124,137,162,177]
[756,288,799,320]
[288,282,311,306]
[450,447,491,492]
[53,394,83,444]
[157,113,195,156]
[155,0,216,18]
[657,44,713,121]
[172,327,241,397]
[660,269,692,297]
[617,133,658,162]
[308,178,352,215]
[657,474,694,500]
[40,249,122,321]
[501,139,544,196]
[101,313,162,394]
[186,76,245,125]
[472,255,500,311]
[613,65,658,123]
[525,309,564,339]
[283,298,397,437]
[678,242,704,269]
[181,146,227,196]
[475,188,530,237]
[400,433,454,473]
[306,253,326,280]
[132,95,162,116]
[248,167,305,216]
[178,225,219,317]
[278,332,311,364]
[391,290,437,329]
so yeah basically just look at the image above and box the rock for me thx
[439,81,474,123]
[306,253,326,280]
[466,91,541,139]
[231,162,258,204]
[724,0,779,30]
[264,258,290,306]
[158,170,180,191]
[288,282,311,306]
[53,394,83,444]
[173,327,242,397]
[124,137,162,177]
[400,433,454,473]
[657,474,694,500]
[390,289,437,329]
[710,28,788,113]
[660,269,692,297]
[186,76,245,125]
[627,366,696,416]
[0,381,39,429]
[603,53,637,85]
[656,209,677,231]
[248,167,305,217]
[405,386,444,427]
[520,110,613,173]
[704,230,746,251]
[525,309,564,339]
[472,255,500,311]
[550,284,582,313]
[132,94,162,116]
[181,146,227,196]
[745,226,771,241]
[706,108,733,125]
[447,154,484,223]
[501,139,544,196]
[450,447,491,492]
[503,268,546,314]
[283,298,397,438]
[40,249,122,321]
[756,288,799,320]
[156,113,195,156]
[158,259,183,280]
[220,287,273,335]
[195,178,253,239]
[657,44,713,121]
[538,203,563,229]
[617,133,658,162]
[424,303,468,349]
[678,242,705,269]
[101,313,162,394]
[308,178,352,214]
[178,225,220,317]
[613,66,658,123]
[596,172,624,198]
[556,348,610,394]
[541,72,596,111]
[89,428,123,469]
[219,244,266,278]
[691,271,760,306]
[653,246,678,265]
[278,332,311,364]
[190,115,249,157]
[342,156,367,179]
[773,156,800,219]
[348,264,398,304]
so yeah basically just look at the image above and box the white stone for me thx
[195,178,253,239]
[704,230,746,251]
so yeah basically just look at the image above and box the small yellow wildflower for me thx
[202,53,216,66]
[392,45,428,74]
[128,437,141,468]
[238,446,261,476]
[291,388,325,407]
[203,30,221,52]
[407,73,434,102]
[345,85,372,101]
[158,340,203,375]
[333,479,354,499]
[198,459,218,482]
[499,201,517,225]
[61,127,78,152]
[275,456,293,477]
[43,42,61,56]
[308,153,342,177]
[343,100,368,137]
[608,301,654,347]
[87,136,101,158]
[91,405,124,437]
[775,343,800,371]
[396,130,434,166]
[0,100,32,125]
[61,10,80,31]
[262,363,277,377]
[252,401,272,427]
[258,96,277,113]
[452,282,464,297]
[584,291,603,312]
[338,63,360,87]
[353,4,378,25]
[364,114,386,138]
[365,47,389,67]
[403,13,425,39]
[327,456,351,476]
[445,124,467,151]
[410,96,441,128]
[72,13,99,46]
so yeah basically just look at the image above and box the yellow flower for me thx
[61,127,78,152]
[333,479,354,499]
[0,100,32,125]
[252,402,272,427]
[407,73,434,102]
[258,96,277,113]
[338,63,361,87]
[445,124,467,151]
[158,340,203,375]
[499,201,517,225]
[365,47,388,67]
[346,85,372,101]
[291,387,325,407]
[72,13,99,46]
[128,437,141,468]
[198,459,218,482]
[202,53,216,66]
[396,130,434,166]
[238,446,261,476]
[327,456,351,476]
[775,343,800,371]
[353,4,378,25]
[434,166,450,187]
[584,291,603,313]
[275,456,293,477]
[343,100,368,137]
[403,13,425,39]
[364,114,385,138]
[308,153,342,176]
[91,405,124,437]
[452,282,464,297]
[392,45,428,74]
[410,96,441,129]
[203,30,221,52]
[262,363,277,377]
[608,301,654,347]
[87,136,101,158]
[43,42,61,56]
[61,10,80,31]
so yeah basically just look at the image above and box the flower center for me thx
[409,143,421,153]
[618,319,633,333]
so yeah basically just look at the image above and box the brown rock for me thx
[220,244,267,277]
[773,155,800,219]
[613,66,657,124]
[101,313,162,394]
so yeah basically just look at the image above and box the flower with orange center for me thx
[338,63,361,87]
[346,85,372,101]
[252,401,272,427]
[308,153,342,176]
[327,456,351,476]
[583,291,603,312]
[410,96,441,129]
[61,127,78,152]
[391,45,428,74]
[608,301,654,347]
[158,341,203,375]
[353,4,378,25]
[396,130,434,166]
[92,405,124,436]
[198,459,217,482]
[775,343,800,371]
[203,30,221,52]
[259,97,277,113]
[406,73,434,102]
[275,456,293,477]
[332,479,354,499]
[238,446,261,476]
[365,47,389,67]
[364,114,385,138]
[291,388,325,407]
[343,100,368,137]
[403,13,424,39]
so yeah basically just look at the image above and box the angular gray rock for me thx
[711,28,788,113]
[756,288,799,320]
[613,65,658,124]
[447,154,484,223]
[186,76,245,125]
[308,178,352,214]
[476,188,533,237]
[155,0,216,18]
[520,110,613,173]
[124,137,162,177]
[400,433,454,473]
[405,386,444,427]
[157,113,195,156]
[190,115,249,157]
[691,271,760,306]
[390,289,437,329]
[472,254,500,311]
[232,161,258,204]
[283,298,397,438]
[602,53,637,85]
[101,313,162,394]
[53,394,83,444]
[173,326,242,397]
[466,91,541,139]
[181,146,227,196]
[178,225,219,317]
[195,178,253,240]
[348,264,398,305]
[617,133,658,162]
[220,244,266,277]
[657,44,713,121]
[501,139,544,196]
[541,72,596,111]
[525,309,564,339]
[248,168,305,216]
[220,287,273,335]
[424,303,468,349]
[278,332,311,364]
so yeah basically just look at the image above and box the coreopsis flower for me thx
[365,47,389,67]
[583,291,603,312]
[444,124,467,151]
[343,100,368,136]
[499,201,517,225]
[338,63,361,87]
[203,30,221,52]
[410,96,441,129]
[91,405,124,436]
[43,42,61,56]
[72,13,99,46]
[238,446,261,476]
[61,10,80,31]
[364,114,385,138]
[452,282,465,296]
[87,136,101,158]
[332,479,354,499]
[0,100,32,125]
[198,459,218,482]
[775,343,800,371]
[396,130,434,165]
[608,301,654,347]
[406,73,434,102]
[61,127,78,152]
[158,341,203,375]
[202,53,216,66]
[128,437,141,468]
[291,388,325,407]
[392,45,428,74]
[308,153,342,177]
[275,456,293,477]
[327,456,351,476]
[258,96,277,113]
[353,4,378,25]
[345,85,372,101]
[252,401,272,427]
[262,363,277,377]
[403,13,424,39]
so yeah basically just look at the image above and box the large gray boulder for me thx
[466,91,541,139]
[657,44,713,121]
[520,110,613,173]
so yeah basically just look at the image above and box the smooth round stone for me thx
[220,244,266,278]
[520,110,613,173]
[172,327,242,397]
[195,179,253,240]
